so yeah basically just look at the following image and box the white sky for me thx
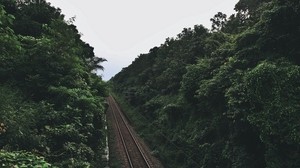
[46,0,239,80]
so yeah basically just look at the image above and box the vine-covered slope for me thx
[0,0,108,167]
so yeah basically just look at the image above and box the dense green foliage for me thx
[0,0,108,167]
[111,0,300,167]
[0,150,52,167]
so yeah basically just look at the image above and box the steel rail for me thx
[109,96,134,168]
[109,96,151,168]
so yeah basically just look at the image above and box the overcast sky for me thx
[46,0,239,80]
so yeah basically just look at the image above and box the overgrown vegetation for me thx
[0,0,108,167]
[111,0,300,167]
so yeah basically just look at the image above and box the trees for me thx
[112,0,300,167]
[0,1,108,167]
[210,12,227,31]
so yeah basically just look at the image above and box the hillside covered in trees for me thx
[111,0,300,167]
[0,0,108,167]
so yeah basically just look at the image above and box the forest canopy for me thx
[0,0,108,167]
[111,0,300,167]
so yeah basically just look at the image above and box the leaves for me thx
[0,1,107,167]
[0,150,53,167]
[111,0,300,167]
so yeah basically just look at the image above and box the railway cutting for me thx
[107,96,163,168]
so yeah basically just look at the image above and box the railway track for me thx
[108,96,152,168]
